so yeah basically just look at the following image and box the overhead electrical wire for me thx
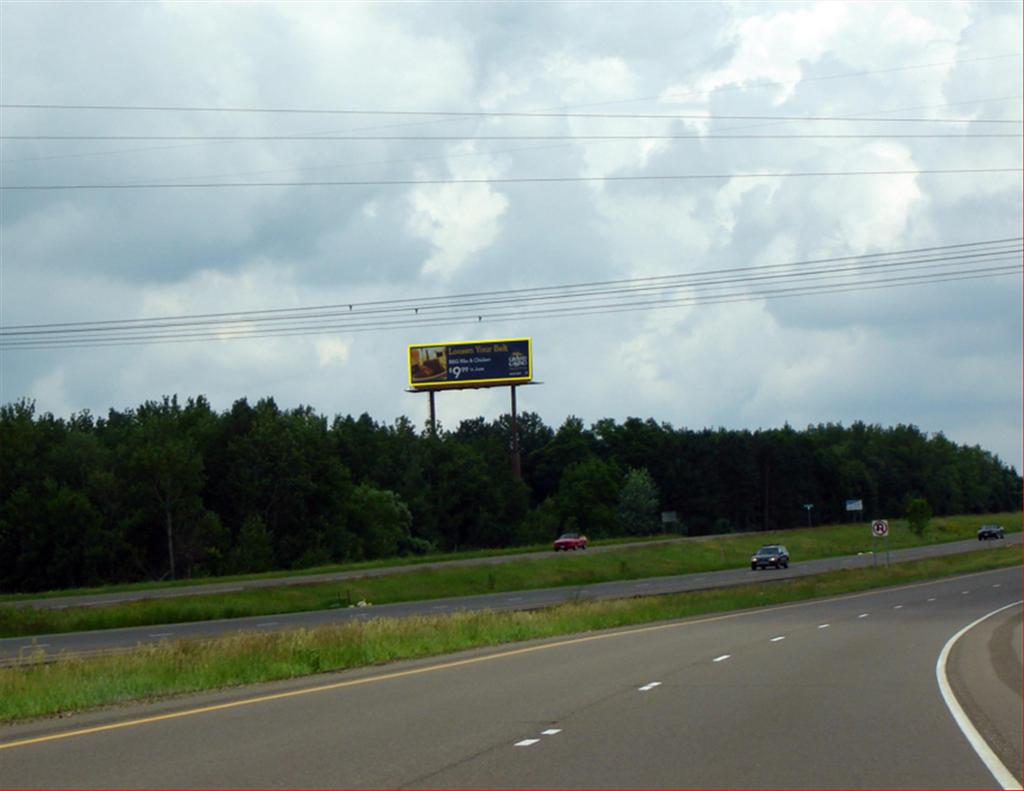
[3,95,1017,168]
[3,52,1018,119]
[4,267,1018,351]
[5,132,1019,141]
[3,239,1019,350]
[2,167,1016,191]
[6,240,1019,334]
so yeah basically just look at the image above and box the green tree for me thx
[129,398,206,580]
[554,456,621,537]
[905,497,932,536]
[617,467,660,535]
[230,514,275,573]
[347,485,413,559]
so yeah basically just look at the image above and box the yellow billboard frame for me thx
[407,337,533,390]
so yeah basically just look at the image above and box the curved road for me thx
[1,535,1017,663]
[0,566,1019,788]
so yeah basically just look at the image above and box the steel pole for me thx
[510,385,521,479]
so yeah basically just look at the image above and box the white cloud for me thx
[407,143,510,279]
[315,337,350,368]
[1,1,1020,472]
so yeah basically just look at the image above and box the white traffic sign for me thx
[871,520,889,538]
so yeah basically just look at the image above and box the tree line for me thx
[1,395,1019,592]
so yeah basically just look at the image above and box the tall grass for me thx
[0,546,1017,723]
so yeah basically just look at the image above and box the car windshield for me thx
[559,533,579,539]
[756,546,779,554]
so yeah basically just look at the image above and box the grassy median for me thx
[0,512,1017,638]
[0,545,1018,723]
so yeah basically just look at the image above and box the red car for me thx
[553,532,588,551]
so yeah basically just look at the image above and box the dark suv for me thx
[751,545,790,570]
[977,524,1005,540]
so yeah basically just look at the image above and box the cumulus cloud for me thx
[407,144,510,279]
[1,1,1020,471]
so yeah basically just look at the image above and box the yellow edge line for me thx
[0,565,1015,750]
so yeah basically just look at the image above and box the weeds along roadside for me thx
[0,546,1018,724]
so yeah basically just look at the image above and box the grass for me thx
[0,545,1018,724]
[0,532,683,604]
[0,511,1017,638]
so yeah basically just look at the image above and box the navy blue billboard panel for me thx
[408,338,532,389]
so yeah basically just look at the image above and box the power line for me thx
[4,241,1018,336]
[3,239,1019,350]
[4,267,1017,351]
[3,48,1020,122]
[5,133,1019,141]
[4,95,1017,167]
[2,167,1017,191]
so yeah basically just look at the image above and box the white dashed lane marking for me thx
[713,654,731,663]
[149,633,173,638]
[770,636,785,642]
[515,739,540,747]
[818,624,830,629]
[858,613,869,619]
[928,597,937,602]
[962,591,971,595]
[541,729,561,736]
[993,583,1001,588]
[893,605,903,610]
[638,682,662,692]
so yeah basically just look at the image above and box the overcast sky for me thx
[1,1,1021,473]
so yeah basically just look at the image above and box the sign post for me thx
[871,519,889,568]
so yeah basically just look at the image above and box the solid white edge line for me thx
[935,599,1023,791]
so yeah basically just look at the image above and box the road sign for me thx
[871,520,889,538]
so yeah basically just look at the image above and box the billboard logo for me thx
[509,351,528,370]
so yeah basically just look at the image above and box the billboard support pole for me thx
[428,390,437,437]
[510,385,521,479]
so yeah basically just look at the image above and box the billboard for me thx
[408,338,532,390]
[845,499,864,511]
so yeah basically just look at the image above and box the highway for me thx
[0,565,1019,789]
[8,532,1016,612]
[0,534,1017,663]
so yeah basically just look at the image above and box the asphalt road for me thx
[0,534,1017,664]
[0,566,1019,789]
